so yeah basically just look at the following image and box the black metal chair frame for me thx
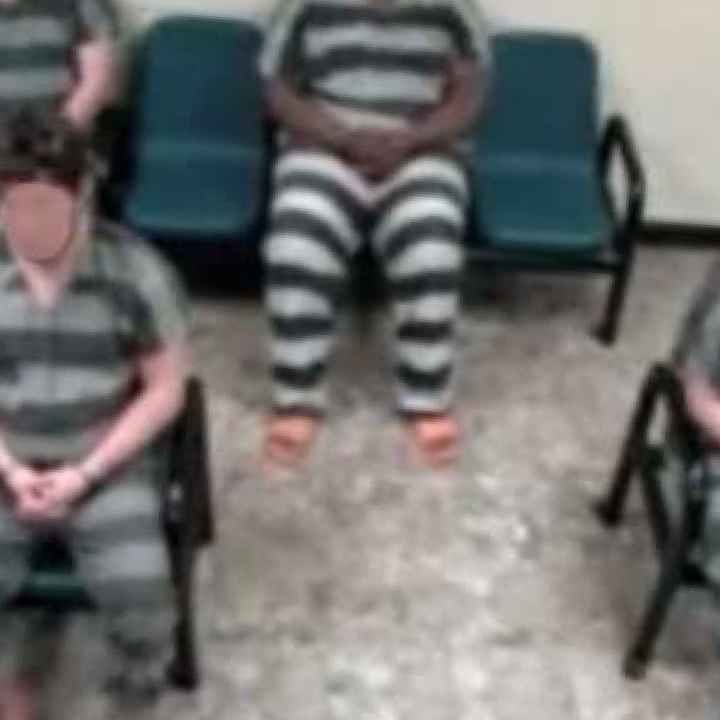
[595,362,710,679]
[467,115,646,346]
[7,377,214,691]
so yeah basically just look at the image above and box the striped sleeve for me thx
[74,0,119,42]
[258,0,307,81]
[125,243,191,354]
[445,0,492,71]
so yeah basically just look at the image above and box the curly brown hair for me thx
[0,108,89,187]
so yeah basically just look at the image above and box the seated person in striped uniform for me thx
[670,261,720,604]
[0,115,190,720]
[259,0,491,467]
[0,0,117,132]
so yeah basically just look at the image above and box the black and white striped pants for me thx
[264,148,468,415]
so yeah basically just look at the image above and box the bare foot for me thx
[405,413,460,468]
[0,681,35,720]
[263,413,322,470]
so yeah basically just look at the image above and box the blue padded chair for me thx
[116,16,269,246]
[470,32,645,344]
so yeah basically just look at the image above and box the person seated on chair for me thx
[0,113,190,720]
[672,261,720,592]
[0,0,117,133]
[259,0,491,469]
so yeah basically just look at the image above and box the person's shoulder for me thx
[265,0,309,28]
[93,220,180,288]
[425,0,488,21]
[407,0,489,32]
[93,218,145,261]
[688,256,720,317]
[672,255,720,362]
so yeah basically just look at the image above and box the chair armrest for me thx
[648,362,686,422]
[164,377,209,538]
[599,115,646,244]
[648,362,696,449]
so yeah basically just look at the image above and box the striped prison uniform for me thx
[0,0,117,115]
[259,0,491,414]
[0,221,190,689]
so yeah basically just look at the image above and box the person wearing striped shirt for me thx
[259,0,491,468]
[0,0,117,132]
[0,115,190,720]
[668,261,720,633]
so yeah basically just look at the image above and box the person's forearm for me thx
[411,61,482,150]
[79,379,185,483]
[267,78,349,152]
[63,40,117,130]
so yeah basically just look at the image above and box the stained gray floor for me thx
[52,246,720,719]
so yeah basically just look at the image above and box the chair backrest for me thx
[477,32,599,160]
[131,16,265,150]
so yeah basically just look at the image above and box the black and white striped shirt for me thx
[0,222,189,464]
[260,0,491,131]
[0,0,117,113]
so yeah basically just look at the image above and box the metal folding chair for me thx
[595,362,709,679]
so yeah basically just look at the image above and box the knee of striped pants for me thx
[392,281,462,414]
[264,231,348,415]
[264,150,370,413]
[267,286,338,413]
[0,612,66,682]
[373,172,466,414]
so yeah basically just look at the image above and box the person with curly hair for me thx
[0,115,190,720]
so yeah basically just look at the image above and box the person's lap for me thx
[0,454,173,706]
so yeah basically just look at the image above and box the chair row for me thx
[103,16,646,345]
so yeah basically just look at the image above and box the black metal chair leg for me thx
[596,364,663,526]
[623,524,691,679]
[595,259,632,346]
[171,598,199,690]
[167,534,199,690]
[186,378,214,547]
[195,422,214,547]
[198,479,215,546]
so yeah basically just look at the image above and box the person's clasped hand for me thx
[345,127,421,181]
[5,464,90,522]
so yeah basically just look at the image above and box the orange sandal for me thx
[263,413,323,470]
[405,412,460,468]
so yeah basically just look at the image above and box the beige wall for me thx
[119,0,720,225]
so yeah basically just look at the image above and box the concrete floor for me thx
[53,246,720,719]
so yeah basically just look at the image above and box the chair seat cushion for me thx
[472,158,611,255]
[124,144,266,241]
